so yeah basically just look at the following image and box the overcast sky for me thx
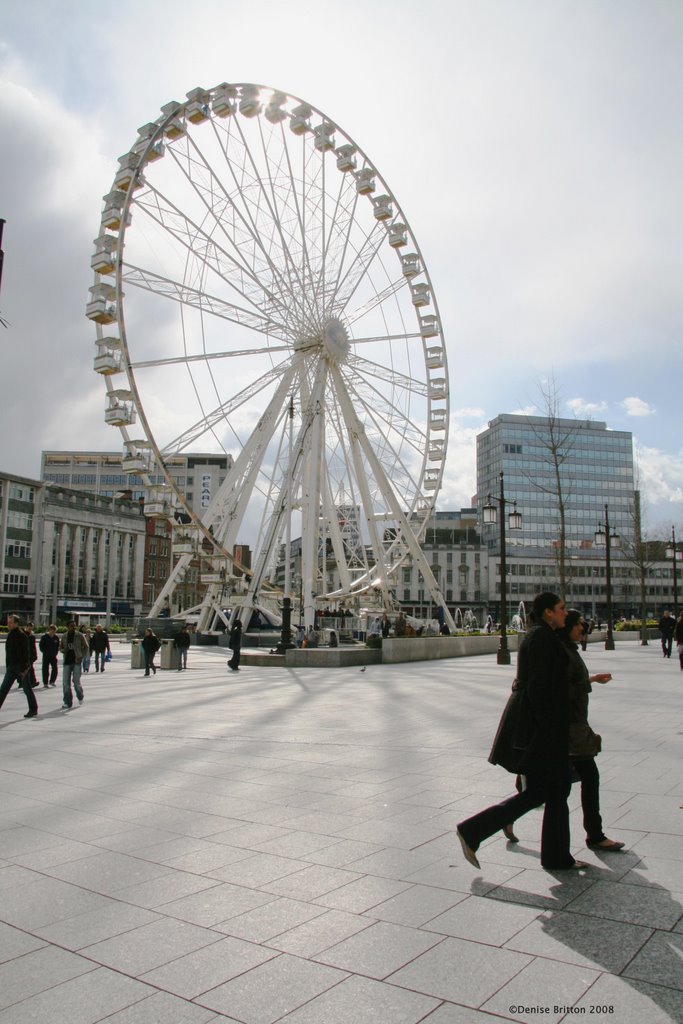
[1,0,681,533]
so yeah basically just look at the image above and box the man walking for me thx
[174,626,191,670]
[89,624,111,672]
[0,615,38,718]
[659,610,675,658]
[60,621,87,709]
[39,624,60,687]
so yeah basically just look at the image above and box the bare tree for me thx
[523,375,578,597]
[624,487,654,644]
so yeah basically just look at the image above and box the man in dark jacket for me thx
[89,624,111,672]
[456,592,585,872]
[659,610,675,658]
[173,627,191,670]
[0,615,38,718]
[39,624,60,687]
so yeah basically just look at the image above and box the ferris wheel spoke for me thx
[327,218,387,315]
[122,264,290,338]
[348,354,428,397]
[345,275,407,326]
[253,118,321,324]
[167,129,302,315]
[212,116,313,322]
[134,182,291,324]
[160,358,292,455]
[129,344,290,370]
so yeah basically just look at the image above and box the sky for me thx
[1,0,681,536]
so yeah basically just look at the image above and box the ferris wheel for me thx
[87,83,453,632]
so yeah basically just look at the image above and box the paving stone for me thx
[195,953,348,1023]
[503,908,653,973]
[481,956,600,1022]
[140,935,279,998]
[314,920,444,979]
[566,879,683,929]
[422,894,541,944]
[277,974,440,1022]
[81,917,222,975]
[623,930,683,989]
[388,936,532,1005]
[0,945,96,1010]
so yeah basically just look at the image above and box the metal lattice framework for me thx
[88,83,454,632]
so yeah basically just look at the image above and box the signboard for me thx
[200,474,212,509]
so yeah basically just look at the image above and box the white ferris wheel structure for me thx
[87,82,455,633]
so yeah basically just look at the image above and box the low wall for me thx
[381,633,521,663]
[285,647,382,668]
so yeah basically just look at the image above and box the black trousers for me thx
[42,655,58,686]
[662,635,673,657]
[572,757,604,844]
[0,664,38,715]
[458,764,574,869]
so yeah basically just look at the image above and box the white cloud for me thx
[510,405,538,417]
[451,407,485,419]
[621,397,655,417]
[566,398,608,417]
[634,441,683,519]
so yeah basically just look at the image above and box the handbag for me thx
[569,722,602,758]
[104,650,113,662]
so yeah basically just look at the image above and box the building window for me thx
[3,572,29,593]
[5,541,31,559]
[9,484,34,503]
[7,511,33,530]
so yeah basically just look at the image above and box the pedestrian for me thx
[89,624,111,672]
[0,615,38,718]
[369,616,381,638]
[658,610,675,659]
[59,621,87,709]
[560,609,625,851]
[675,612,683,671]
[227,618,242,671]
[304,625,319,648]
[141,628,161,676]
[395,611,407,637]
[381,612,391,639]
[456,592,588,872]
[80,625,92,673]
[23,622,39,689]
[579,615,588,652]
[39,624,60,687]
[174,626,191,670]
[504,609,624,851]
[329,629,338,648]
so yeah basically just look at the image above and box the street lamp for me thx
[594,504,619,651]
[483,471,522,665]
[666,526,680,617]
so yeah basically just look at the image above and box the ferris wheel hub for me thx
[322,318,350,364]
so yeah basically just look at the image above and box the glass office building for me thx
[476,415,636,613]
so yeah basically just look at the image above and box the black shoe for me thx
[24,711,38,718]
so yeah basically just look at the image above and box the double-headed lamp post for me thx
[666,526,679,617]
[594,504,619,651]
[483,471,522,665]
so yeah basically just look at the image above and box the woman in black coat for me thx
[228,619,242,672]
[561,609,624,851]
[457,592,587,872]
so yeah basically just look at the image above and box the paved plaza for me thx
[0,640,682,1023]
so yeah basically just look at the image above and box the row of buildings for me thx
[1,416,679,627]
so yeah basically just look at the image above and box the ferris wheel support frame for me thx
[330,364,455,633]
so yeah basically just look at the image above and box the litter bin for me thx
[160,638,180,670]
[130,640,144,669]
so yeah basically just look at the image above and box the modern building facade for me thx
[476,414,641,616]
[1,471,146,624]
